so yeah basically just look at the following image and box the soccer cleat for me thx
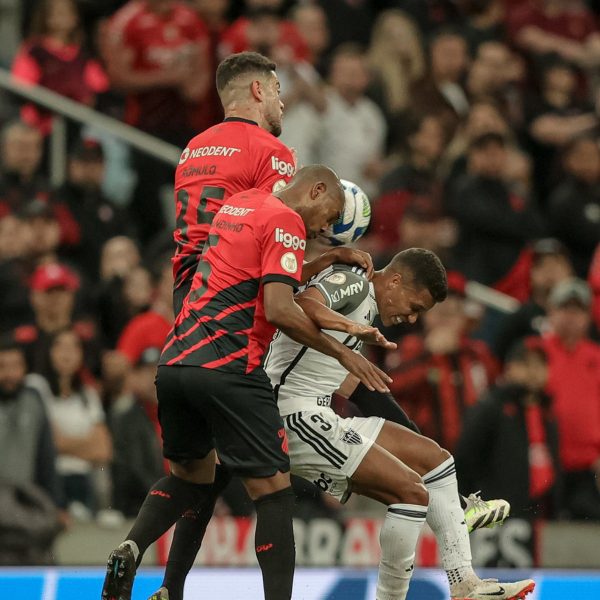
[101,543,136,600]
[463,491,510,533]
[452,578,535,600]
[148,588,170,600]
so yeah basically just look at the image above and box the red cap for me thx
[30,263,79,292]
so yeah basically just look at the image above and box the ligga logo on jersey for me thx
[274,228,306,251]
[271,156,295,177]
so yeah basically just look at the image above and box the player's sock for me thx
[125,475,213,566]
[162,465,232,600]
[253,486,296,600]
[348,384,421,433]
[376,503,427,600]
[422,456,479,593]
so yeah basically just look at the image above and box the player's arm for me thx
[102,23,184,91]
[301,247,374,283]
[264,282,391,393]
[295,287,395,349]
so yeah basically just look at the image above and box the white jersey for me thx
[264,264,378,415]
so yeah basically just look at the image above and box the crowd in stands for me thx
[1,0,600,563]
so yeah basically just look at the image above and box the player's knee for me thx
[390,473,429,507]
[418,439,452,475]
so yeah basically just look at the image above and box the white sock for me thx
[376,503,427,600]
[422,456,477,592]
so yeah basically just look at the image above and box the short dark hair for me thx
[216,52,277,94]
[0,333,23,354]
[389,248,448,303]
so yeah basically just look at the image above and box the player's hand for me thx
[338,349,392,393]
[348,323,397,350]
[327,247,374,279]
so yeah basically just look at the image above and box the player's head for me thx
[375,248,447,327]
[277,165,345,239]
[216,51,283,136]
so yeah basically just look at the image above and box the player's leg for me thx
[286,411,427,600]
[374,421,534,600]
[346,385,510,528]
[210,370,296,600]
[152,463,232,600]
[102,366,216,600]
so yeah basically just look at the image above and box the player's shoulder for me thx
[313,263,369,286]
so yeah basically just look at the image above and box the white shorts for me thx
[283,409,385,503]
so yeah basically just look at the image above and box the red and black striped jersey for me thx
[172,117,295,291]
[161,188,306,374]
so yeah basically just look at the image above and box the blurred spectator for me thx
[20,200,62,265]
[11,0,109,136]
[0,120,47,216]
[290,2,330,75]
[104,0,211,241]
[316,0,374,49]
[384,273,499,452]
[493,238,574,362]
[220,1,308,62]
[411,27,470,132]
[14,262,100,378]
[297,44,386,197]
[447,132,546,301]
[103,258,172,393]
[367,10,426,123]
[507,0,600,71]
[0,213,35,329]
[190,0,231,128]
[366,112,447,262]
[55,137,135,278]
[525,56,597,200]
[0,337,60,505]
[109,345,165,517]
[543,279,600,520]
[548,135,600,277]
[39,328,111,516]
[0,337,61,565]
[456,337,560,519]
[457,0,506,53]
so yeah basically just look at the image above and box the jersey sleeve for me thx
[260,207,306,288]
[309,266,370,315]
[253,142,296,193]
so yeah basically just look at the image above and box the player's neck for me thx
[224,106,264,129]
[371,270,386,302]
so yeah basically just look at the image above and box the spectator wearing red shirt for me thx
[11,0,109,136]
[219,1,308,63]
[506,0,600,71]
[543,278,600,520]
[104,0,212,242]
[384,273,499,452]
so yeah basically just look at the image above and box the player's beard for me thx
[267,117,282,137]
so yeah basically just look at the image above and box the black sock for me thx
[126,475,213,565]
[162,465,233,600]
[254,487,296,600]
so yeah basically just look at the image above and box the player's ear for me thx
[388,272,402,289]
[310,181,326,200]
[250,79,263,102]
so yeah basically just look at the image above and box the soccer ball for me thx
[322,179,372,246]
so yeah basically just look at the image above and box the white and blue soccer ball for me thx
[322,179,372,246]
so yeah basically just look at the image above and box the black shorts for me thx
[156,365,290,478]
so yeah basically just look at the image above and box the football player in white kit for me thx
[265,248,535,600]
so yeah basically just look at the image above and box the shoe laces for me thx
[466,491,489,512]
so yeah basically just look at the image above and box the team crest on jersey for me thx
[341,429,362,445]
[272,179,287,192]
[326,272,346,285]
[281,252,298,274]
